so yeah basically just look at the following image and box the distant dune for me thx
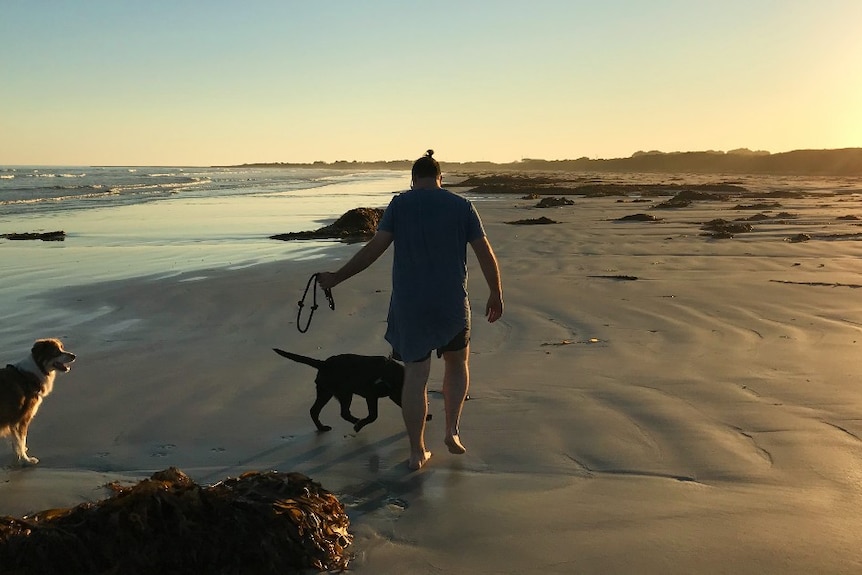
[232,148,862,176]
[510,148,862,176]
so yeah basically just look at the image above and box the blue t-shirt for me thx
[377,188,486,362]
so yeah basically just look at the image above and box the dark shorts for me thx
[392,327,470,363]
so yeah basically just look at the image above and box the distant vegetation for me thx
[228,148,862,176]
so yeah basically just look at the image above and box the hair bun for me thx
[425,149,434,158]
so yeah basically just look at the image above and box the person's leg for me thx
[402,357,432,470]
[441,344,470,454]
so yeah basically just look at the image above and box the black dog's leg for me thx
[310,390,334,432]
[337,394,361,427]
[353,397,380,432]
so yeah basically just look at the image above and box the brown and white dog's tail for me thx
[272,348,326,370]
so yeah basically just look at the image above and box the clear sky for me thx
[2,1,861,166]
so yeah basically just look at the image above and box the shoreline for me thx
[4,179,862,572]
[0,170,409,352]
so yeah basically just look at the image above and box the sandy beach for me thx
[4,175,862,573]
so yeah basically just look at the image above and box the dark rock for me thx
[505,216,558,225]
[818,232,862,240]
[616,213,661,222]
[732,202,782,210]
[457,174,560,188]
[575,183,748,198]
[536,197,574,208]
[1,231,66,241]
[271,207,383,243]
[454,174,753,198]
[787,233,812,243]
[700,219,753,238]
[654,196,692,209]
[466,185,582,195]
[588,275,639,281]
[737,212,798,222]
[737,213,772,221]
[673,189,725,201]
[701,219,753,233]
[759,190,806,199]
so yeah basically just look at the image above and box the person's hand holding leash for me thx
[316,271,338,291]
[315,272,337,309]
[296,273,335,333]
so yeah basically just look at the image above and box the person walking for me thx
[316,150,503,470]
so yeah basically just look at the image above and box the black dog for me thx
[273,348,413,433]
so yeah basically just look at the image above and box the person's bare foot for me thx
[409,450,432,470]
[444,434,467,454]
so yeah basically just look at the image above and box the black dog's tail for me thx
[272,348,326,370]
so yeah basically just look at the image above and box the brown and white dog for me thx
[0,338,76,465]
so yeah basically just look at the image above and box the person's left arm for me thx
[469,235,503,323]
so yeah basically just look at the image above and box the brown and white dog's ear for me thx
[32,339,62,361]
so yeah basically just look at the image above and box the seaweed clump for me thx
[271,207,384,243]
[0,467,352,575]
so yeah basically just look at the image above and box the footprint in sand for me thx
[151,444,176,458]
[384,497,409,510]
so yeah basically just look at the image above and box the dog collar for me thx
[7,365,43,396]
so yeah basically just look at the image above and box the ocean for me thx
[0,165,410,215]
[0,165,412,349]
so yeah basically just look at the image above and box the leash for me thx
[297,273,335,333]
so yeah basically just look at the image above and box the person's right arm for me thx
[316,230,393,290]
[469,236,503,323]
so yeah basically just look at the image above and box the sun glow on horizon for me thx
[1,2,860,166]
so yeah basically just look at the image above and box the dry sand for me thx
[4,186,862,573]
